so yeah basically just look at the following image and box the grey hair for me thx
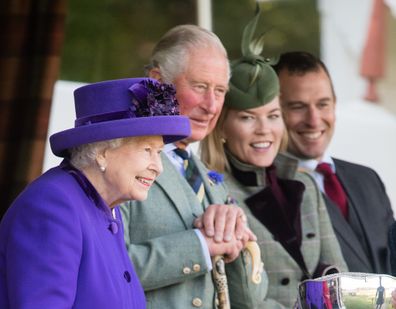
[69,138,124,170]
[145,24,230,83]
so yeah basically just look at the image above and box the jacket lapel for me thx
[191,154,225,206]
[333,161,376,267]
[155,154,202,228]
[335,160,370,229]
[323,194,372,268]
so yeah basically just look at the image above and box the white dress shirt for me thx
[296,152,337,194]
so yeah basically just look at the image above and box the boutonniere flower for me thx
[207,170,224,186]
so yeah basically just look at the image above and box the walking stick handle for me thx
[212,255,230,309]
[212,241,263,309]
[245,241,264,284]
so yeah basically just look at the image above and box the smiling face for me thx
[172,46,229,144]
[97,135,164,205]
[222,97,284,168]
[278,68,336,161]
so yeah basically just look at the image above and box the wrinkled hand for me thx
[199,227,245,263]
[392,289,396,308]
[194,204,256,243]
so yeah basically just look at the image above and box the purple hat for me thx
[50,78,191,157]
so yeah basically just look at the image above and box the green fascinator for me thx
[226,5,279,110]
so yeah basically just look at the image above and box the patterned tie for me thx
[174,148,205,203]
[316,162,348,218]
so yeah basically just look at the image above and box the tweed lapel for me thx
[298,181,316,233]
[278,158,316,257]
[299,195,317,266]
[190,153,225,206]
[274,152,299,179]
[293,179,316,272]
[277,154,317,235]
[155,153,202,228]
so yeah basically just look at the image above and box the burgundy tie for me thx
[316,162,348,218]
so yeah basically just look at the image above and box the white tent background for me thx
[43,0,396,210]
[319,0,396,211]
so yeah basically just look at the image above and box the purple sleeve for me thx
[2,186,82,308]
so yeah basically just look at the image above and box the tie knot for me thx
[174,148,189,160]
[316,162,334,176]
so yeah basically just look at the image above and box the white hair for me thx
[145,24,230,83]
[69,138,124,170]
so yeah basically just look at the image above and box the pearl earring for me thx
[100,166,106,172]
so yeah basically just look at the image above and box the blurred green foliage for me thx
[60,0,196,82]
[214,0,319,60]
[60,0,319,83]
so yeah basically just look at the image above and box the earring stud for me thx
[100,166,106,172]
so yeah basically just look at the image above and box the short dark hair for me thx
[272,51,335,97]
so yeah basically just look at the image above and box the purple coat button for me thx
[109,222,118,234]
[124,271,131,282]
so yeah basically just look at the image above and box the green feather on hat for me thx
[225,4,280,110]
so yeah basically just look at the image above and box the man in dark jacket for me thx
[273,51,394,274]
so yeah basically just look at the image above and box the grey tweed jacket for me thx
[121,153,266,309]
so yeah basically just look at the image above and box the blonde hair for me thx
[201,105,289,173]
[200,106,231,174]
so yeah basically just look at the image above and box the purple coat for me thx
[0,162,146,308]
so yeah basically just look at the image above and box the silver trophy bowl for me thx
[297,272,396,309]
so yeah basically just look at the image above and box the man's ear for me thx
[148,67,163,83]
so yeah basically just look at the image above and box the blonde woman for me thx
[201,9,347,308]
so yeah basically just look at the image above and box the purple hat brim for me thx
[50,115,190,157]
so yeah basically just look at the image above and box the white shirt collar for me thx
[164,143,192,176]
[297,152,336,173]
[287,151,336,193]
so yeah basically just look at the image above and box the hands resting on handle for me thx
[193,204,257,263]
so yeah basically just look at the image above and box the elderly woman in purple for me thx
[0,78,190,308]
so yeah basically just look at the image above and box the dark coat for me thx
[325,158,394,274]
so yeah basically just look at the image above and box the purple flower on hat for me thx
[207,170,224,185]
[129,79,180,117]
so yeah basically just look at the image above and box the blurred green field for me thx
[343,294,392,309]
